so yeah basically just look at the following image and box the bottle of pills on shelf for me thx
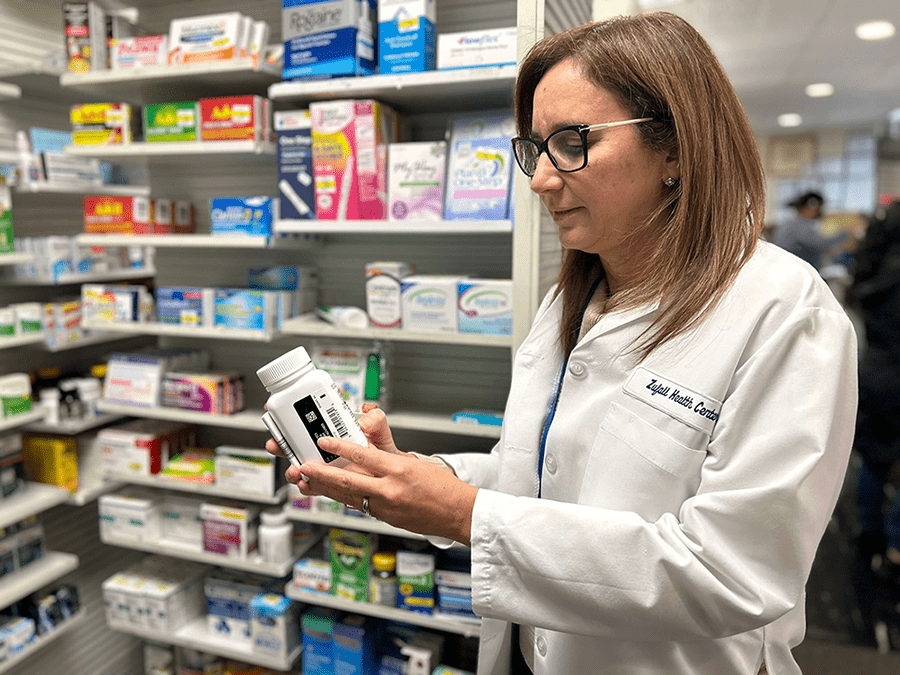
[257,345,367,470]
[258,509,294,565]
[38,388,60,425]
[369,551,398,606]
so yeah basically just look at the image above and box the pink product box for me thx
[160,372,243,415]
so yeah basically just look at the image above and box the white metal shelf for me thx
[66,140,276,160]
[99,531,318,578]
[284,505,426,540]
[43,332,140,353]
[0,609,87,674]
[15,182,151,197]
[273,219,513,235]
[0,333,45,350]
[0,552,80,609]
[0,482,71,529]
[284,584,481,638]
[68,474,124,508]
[104,473,291,505]
[0,407,47,431]
[0,252,32,266]
[108,615,301,671]
[1,267,155,287]
[280,314,513,347]
[74,233,317,249]
[25,412,125,436]
[95,401,503,438]
[82,319,278,342]
[268,65,517,113]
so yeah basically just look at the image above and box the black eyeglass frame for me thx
[511,118,653,177]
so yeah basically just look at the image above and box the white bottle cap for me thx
[260,509,288,527]
[256,345,313,390]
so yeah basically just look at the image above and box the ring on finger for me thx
[361,496,371,517]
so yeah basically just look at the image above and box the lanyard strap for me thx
[537,274,604,497]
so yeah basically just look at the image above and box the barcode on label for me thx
[326,405,351,438]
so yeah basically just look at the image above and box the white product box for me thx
[161,494,203,547]
[168,12,247,65]
[214,446,278,497]
[144,574,204,632]
[388,141,446,221]
[310,345,372,412]
[98,491,161,543]
[436,26,517,71]
[102,572,138,625]
[457,278,513,336]
[205,575,267,645]
[251,593,300,659]
[366,261,414,328]
[111,35,168,68]
[293,557,332,594]
[401,275,467,333]
[201,502,259,559]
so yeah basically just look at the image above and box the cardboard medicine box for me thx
[168,12,248,65]
[71,103,134,145]
[378,0,436,74]
[20,434,79,493]
[250,593,300,660]
[201,501,259,558]
[215,446,279,497]
[396,549,435,613]
[111,34,168,69]
[274,110,315,220]
[200,96,268,142]
[457,278,513,336]
[401,275,467,333]
[301,607,340,675]
[388,141,446,220]
[83,195,151,234]
[330,528,378,602]
[210,197,274,237]
[143,102,198,142]
[436,26,517,71]
[63,2,107,73]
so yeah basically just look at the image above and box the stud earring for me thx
[664,177,677,187]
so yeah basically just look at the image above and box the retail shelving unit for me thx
[0,267,155,287]
[0,609,87,675]
[102,471,293,506]
[284,504,427,540]
[66,140,277,160]
[0,252,32,266]
[0,333,45,350]
[0,552,79,608]
[0,407,46,431]
[0,481,70,529]
[15,182,151,196]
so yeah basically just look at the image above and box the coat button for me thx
[568,360,587,378]
[536,635,548,656]
[545,454,558,474]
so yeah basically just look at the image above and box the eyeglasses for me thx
[511,118,652,177]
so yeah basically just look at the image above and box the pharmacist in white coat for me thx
[271,13,857,675]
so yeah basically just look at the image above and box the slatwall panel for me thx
[15,501,146,675]
[544,0,592,34]
[0,1,64,77]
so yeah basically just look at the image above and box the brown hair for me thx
[515,12,765,358]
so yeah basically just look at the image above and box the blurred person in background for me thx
[775,190,849,271]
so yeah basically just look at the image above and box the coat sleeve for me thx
[467,304,857,641]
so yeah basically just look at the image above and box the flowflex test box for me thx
[378,0,436,74]
[282,0,376,80]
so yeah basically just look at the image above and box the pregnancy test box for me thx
[457,278,513,335]
[282,0,376,80]
[378,0,436,74]
[444,111,515,221]
[310,99,395,220]
[275,110,315,220]
[388,141,446,221]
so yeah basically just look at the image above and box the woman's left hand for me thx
[292,417,477,546]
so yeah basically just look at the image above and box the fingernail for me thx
[299,472,310,482]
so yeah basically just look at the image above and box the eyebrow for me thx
[529,121,586,140]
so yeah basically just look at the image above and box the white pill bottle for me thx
[257,345,367,470]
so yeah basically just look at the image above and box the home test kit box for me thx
[282,0,377,80]
[275,110,315,220]
[378,0,436,74]
[436,26,517,70]
[310,100,395,219]
[444,111,515,220]
[388,141,446,220]
[401,275,466,333]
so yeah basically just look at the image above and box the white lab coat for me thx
[440,242,857,675]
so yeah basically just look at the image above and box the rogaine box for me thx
[378,0,436,74]
[282,0,376,81]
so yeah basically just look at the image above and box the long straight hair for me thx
[515,12,765,358]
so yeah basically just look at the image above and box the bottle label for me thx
[293,389,355,463]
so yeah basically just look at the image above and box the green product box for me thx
[143,101,198,142]
[329,528,378,602]
[0,187,13,254]
[396,550,435,614]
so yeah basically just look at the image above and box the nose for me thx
[529,152,563,195]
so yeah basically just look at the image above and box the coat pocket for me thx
[579,402,707,519]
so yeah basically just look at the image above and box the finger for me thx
[297,459,382,510]
[356,408,400,453]
[361,402,378,413]
[315,436,401,476]
[266,438,285,457]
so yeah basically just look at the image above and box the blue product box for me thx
[248,265,301,290]
[282,0,376,81]
[378,0,436,74]
[214,289,277,331]
[302,607,340,675]
[443,112,516,221]
[210,197,274,237]
[275,110,315,219]
[155,287,210,325]
[334,614,379,675]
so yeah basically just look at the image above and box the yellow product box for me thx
[71,103,134,145]
[21,434,79,493]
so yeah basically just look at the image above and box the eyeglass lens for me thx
[514,128,587,176]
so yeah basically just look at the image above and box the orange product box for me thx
[199,96,268,142]
[84,196,152,234]
[71,103,134,145]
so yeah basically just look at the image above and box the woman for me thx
[774,191,849,270]
[268,13,857,675]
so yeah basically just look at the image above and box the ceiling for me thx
[645,0,900,136]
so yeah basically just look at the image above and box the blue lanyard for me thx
[537,275,604,497]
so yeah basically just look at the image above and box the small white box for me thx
[168,12,246,64]
[161,494,203,547]
[436,27,517,71]
[98,491,161,543]
[401,275,466,333]
[251,593,300,659]
[366,261,414,329]
[215,446,278,497]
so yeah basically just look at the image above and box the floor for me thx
[793,638,900,675]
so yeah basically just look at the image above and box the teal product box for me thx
[396,549,435,614]
[452,409,503,426]
[377,0,436,74]
[282,0,376,81]
[214,289,282,331]
[457,278,513,335]
[210,197,274,237]
[443,112,516,221]
[334,614,379,675]
[302,607,340,675]
[275,110,315,219]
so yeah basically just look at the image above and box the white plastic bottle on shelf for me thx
[258,509,294,565]
[257,345,367,471]
[38,388,60,425]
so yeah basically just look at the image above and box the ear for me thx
[665,156,680,181]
